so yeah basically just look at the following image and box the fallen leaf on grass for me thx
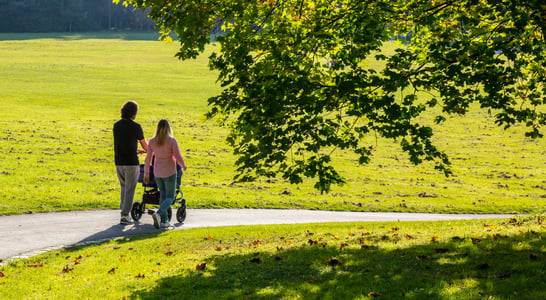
[61,265,74,273]
[108,268,116,274]
[136,273,145,279]
[471,238,482,244]
[327,257,342,266]
[368,291,381,297]
[250,257,263,263]
[451,236,465,242]
[215,246,223,251]
[431,235,439,242]
[0,272,4,277]
[405,234,414,240]
[196,263,206,270]
[495,272,511,280]
[340,243,349,250]
[165,251,174,256]
[27,262,43,268]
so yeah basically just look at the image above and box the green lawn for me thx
[1,216,545,299]
[0,32,544,215]
[0,32,545,300]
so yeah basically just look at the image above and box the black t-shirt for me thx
[113,118,145,165]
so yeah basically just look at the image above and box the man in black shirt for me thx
[113,101,148,225]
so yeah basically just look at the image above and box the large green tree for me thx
[117,0,546,192]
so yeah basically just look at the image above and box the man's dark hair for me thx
[121,101,139,119]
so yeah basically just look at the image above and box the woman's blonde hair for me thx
[155,119,173,146]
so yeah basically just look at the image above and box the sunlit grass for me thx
[0,215,544,299]
[0,32,545,216]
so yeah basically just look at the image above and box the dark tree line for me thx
[0,0,155,32]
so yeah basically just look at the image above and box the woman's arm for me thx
[172,138,187,171]
[143,139,154,184]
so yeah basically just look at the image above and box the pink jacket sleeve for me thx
[172,139,187,170]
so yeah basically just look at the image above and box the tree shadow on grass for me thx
[129,230,545,299]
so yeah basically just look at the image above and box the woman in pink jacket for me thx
[143,119,187,229]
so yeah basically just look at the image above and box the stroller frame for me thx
[131,164,186,223]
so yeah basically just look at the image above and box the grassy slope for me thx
[0,33,545,216]
[0,32,545,300]
[1,216,545,299]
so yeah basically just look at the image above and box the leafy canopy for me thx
[116,0,546,192]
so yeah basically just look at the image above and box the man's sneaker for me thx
[120,216,133,225]
[160,222,173,229]
[151,212,160,229]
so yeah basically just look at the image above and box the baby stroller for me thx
[131,163,186,223]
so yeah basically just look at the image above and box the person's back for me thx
[113,101,147,225]
[148,136,183,178]
[114,118,143,166]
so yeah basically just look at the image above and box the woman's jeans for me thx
[155,173,177,223]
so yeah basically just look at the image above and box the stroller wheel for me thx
[131,202,143,221]
[176,199,186,223]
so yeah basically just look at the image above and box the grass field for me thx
[1,215,545,299]
[0,32,545,299]
[0,32,544,216]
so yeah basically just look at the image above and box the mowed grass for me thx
[0,32,545,215]
[1,215,545,299]
[0,33,545,300]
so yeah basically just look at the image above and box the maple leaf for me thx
[196,263,206,270]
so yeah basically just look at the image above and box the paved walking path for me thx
[0,209,518,260]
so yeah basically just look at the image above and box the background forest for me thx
[0,0,154,32]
